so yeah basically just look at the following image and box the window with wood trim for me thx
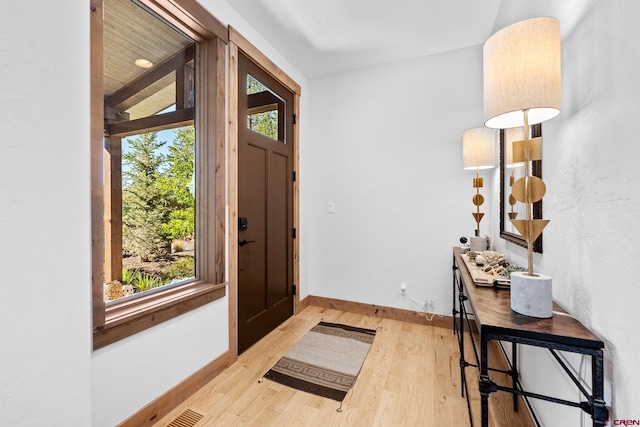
[91,0,227,350]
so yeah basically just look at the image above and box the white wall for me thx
[0,2,92,426]
[91,300,228,425]
[305,46,487,315]
[491,1,640,424]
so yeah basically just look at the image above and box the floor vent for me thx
[166,408,205,427]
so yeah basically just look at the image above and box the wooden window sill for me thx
[93,281,226,350]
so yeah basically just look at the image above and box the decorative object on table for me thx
[462,127,497,251]
[482,251,526,288]
[459,236,470,253]
[263,322,376,404]
[461,253,495,286]
[483,17,561,318]
[462,250,525,288]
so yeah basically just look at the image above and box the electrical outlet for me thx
[400,282,407,294]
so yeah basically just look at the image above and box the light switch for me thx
[328,202,335,213]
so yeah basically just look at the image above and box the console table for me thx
[452,247,608,427]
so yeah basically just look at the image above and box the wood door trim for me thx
[228,28,301,359]
[91,0,106,328]
[228,41,240,361]
[228,27,301,96]
[138,0,228,43]
[292,94,301,314]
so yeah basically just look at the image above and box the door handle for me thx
[239,238,256,247]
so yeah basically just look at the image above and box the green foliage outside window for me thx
[122,126,195,262]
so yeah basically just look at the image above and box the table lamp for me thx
[462,127,496,251]
[483,17,561,318]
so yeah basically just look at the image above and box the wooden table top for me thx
[454,247,603,349]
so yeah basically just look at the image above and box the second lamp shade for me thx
[463,127,496,170]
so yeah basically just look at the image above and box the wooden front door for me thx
[237,52,294,353]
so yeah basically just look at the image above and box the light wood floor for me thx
[153,306,534,426]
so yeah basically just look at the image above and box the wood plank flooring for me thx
[153,306,534,426]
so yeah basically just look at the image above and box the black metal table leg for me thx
[512,341,518,412]
[459,292,465,398]
[480,332,490,427]
[452,255,457,333]
[591,350,608,426]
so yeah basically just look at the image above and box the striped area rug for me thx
[264,322,376,402]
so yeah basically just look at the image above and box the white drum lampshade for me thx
[462,127,497,170]
[483,17,561,129]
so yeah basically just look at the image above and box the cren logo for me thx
[611,420,640,426]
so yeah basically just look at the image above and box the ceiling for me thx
[225,0,503,79]
[104,0,193,120]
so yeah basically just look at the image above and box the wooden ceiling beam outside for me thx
[107,107,194,137]
[105,44,194,109]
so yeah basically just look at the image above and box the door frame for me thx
[228,27,301,359]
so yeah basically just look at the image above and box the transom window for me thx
[246,74,286,142]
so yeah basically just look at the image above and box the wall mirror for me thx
[499,124,543,253]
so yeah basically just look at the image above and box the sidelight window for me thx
[91,0,226,349]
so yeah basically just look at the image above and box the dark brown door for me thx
[238,52,294,353]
